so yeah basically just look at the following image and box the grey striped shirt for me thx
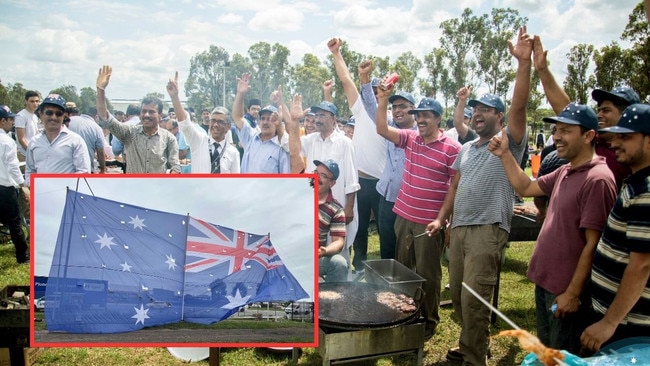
[451,127,526,233]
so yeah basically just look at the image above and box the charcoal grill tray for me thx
[318,282,422,331]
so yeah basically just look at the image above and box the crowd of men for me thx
[0,25,649,365]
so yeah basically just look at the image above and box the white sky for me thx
[33,176,316,300]
[0,0,640,101]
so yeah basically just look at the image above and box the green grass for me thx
[0,239,30,288]
[20,232,537,366]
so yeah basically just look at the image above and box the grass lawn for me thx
[0,230,539,366]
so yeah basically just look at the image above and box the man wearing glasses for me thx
[25,94,91,185]
[314,159,348,282]
[167,74,239,174]
[427,26,532,365]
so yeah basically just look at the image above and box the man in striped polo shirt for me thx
[581,103,650,352]
[376,87,461,340]
[314,159,348,282]
[427,26,532,365]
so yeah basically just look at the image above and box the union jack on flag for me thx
[185,217,282,274]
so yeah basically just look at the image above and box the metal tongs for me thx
[462,282,568,366]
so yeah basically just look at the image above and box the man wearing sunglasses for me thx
[24,94,91,185]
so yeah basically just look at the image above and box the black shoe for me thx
[17,253,29,264]
[446,347,463,362]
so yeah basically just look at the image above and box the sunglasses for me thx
[44,110,64,117]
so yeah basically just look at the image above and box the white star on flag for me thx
[221,289,251,310]
[165,254,177,271]
[132,304,150,325]
[120,262,132,272]
[128,215,146,230]
[95,232,117,250]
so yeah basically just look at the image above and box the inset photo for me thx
[31,175,316,348]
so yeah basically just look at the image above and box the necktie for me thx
[211,142,221,173]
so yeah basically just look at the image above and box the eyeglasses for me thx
[314,113,330,120]
[472,106,494,114]
[43,110,64,117]
[210,119,230,126]
[313,170,333,180]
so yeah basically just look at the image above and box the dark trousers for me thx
[377,195,397,259]
[351,177,380,270]
[0,185,28,262]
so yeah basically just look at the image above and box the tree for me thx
[592,42,628,91]
[79,87,98,114]
[563,44,595,104]
[420,48,446,99]
[439,8,486,100]
[50,85,81,108]
[476,8,527,98]
[3,83,28,113]
[185,45,230,113]
[291,53,330,108]
[391,51,422,94]
[247,42,291,106]
[620,1,650,101]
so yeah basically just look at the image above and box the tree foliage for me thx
[185,45,230,113]
[476,8,527,98]
[292,53,330,109]
[619,1,650,102]
[563,44,595,104]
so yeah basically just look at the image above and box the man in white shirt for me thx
[14,90,41,160]
[0,105,29,263]
[166,72,240,174]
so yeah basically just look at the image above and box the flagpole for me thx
[180,213,191,322]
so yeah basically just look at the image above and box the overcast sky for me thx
[33,176,316,300]
[0,0,641,102]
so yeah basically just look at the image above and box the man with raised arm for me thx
[375,81,460,340]
[328,38,385,273]
[232,72,289,174]
[95,65,180,174]
[426,27,532,365]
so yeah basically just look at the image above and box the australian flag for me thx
[45,189,308,333]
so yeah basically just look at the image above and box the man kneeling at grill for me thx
[314,159,348,282]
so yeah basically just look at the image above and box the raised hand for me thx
[457,86,472,101]
[166,71,179,97]
[236,72,251,94]
[96,65,112,90]
[290,94,306,121]
[532,35,549,72]
[270,84,282,105]
[358,60,372,77]
[487,127,510,157]
[327,37,342,53]
[507,25,533,61]
[323,79,334,93]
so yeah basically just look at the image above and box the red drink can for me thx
[380,73,400,90]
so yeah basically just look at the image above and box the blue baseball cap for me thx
[468,94,505,113]
[599,104,650,134]
[408,97,443,116]
[0,105,16,119]
[371,77,381,88]
[310,101,338,116]
[313,159,340,180]
[388,91,417,106]
[259,105,278,116]
[543,103,598,130]
[592,86,640,107]
[346,116,355,127]
[42,93,66,111]
[464,107,473,119]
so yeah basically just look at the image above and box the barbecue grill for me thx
[317,265,427,365]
